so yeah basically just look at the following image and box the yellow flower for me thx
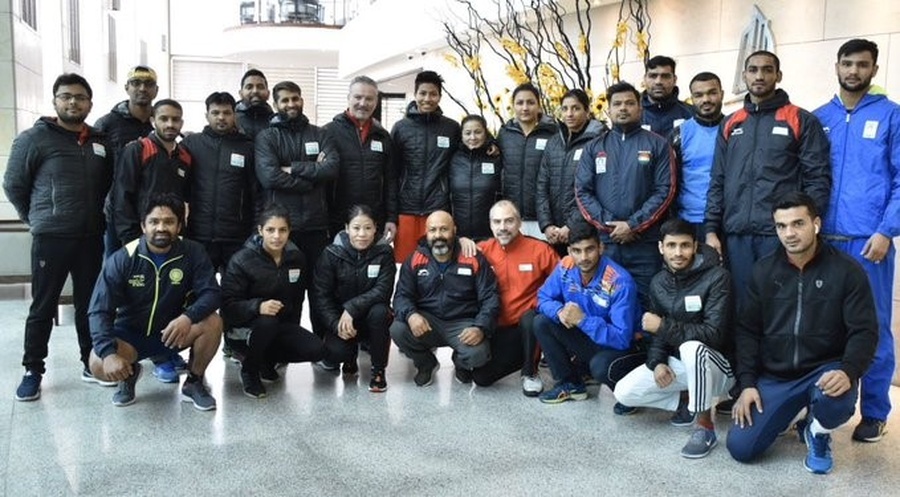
[636,31,649,61]
[554,42,571,65]
[443,53,460,68]
[501,37,528,57]
[506,64,529,85]
[579,34,589,55]
[464,55,482,73]
[610,64,620,82]
[614,22,628,48]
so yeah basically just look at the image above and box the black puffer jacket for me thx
[112,133,192,244]
[735,242,878,389]
[221,234,307,327]
[536,119,608,231]
[3,117,112,236]
[322,112,396,229]
[645,244,733,369]
[391,101,460,215]
[182,126,259,243]
[235,101,275,140]
[498,116,557,220]
[449,141,502,239]
[312,232,396,335]
[255,113,339,232]
[93,100,153,160]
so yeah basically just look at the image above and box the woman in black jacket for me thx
[221,203,326,399]
[313,205,396,392]
[449,115,502,240]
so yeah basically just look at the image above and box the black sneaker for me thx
[241,370,267,399]
[15,371,42,401]
[369,368,387,393]
[454,368,473,384]
[670,395,696,427]
[260,364,280,383]
[316,359,339,372]
[715,398,735,416]
[613,402,639,416]
[112,363,142,407]
[181,378,217,411]
[342,361,359,376]
[414,362,439,387]
[852,417,887,443]
[81,368,117,387]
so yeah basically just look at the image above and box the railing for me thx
[238,0,376,28]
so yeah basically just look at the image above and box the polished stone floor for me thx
[1,299,899,496]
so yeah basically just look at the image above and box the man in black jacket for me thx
[390,210,500,387]
[94,65,158,257]
[614,218,733,459]
[235,69,274,140]
[641,55,694,137]
[726,192,878,475]
[182,91,258,270]
[323,76,396,240]
[4,73,113,401]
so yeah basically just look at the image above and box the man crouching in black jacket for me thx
[727,192,878,475]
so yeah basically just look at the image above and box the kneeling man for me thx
[89,193,223,410]
[614,218,734,458]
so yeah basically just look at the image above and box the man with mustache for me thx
[474,200,558,395]
[4,73,113,400]
[390,210,499,387]
[94,66,158,258]
[640,55,694,137]
[669,72,725,238]
[614,218,733,458]
[532,222,639,404]
[813,38,900,444]
[88,193,223,411]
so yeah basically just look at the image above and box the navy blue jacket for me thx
[640,88,694,138]
[393,240,499,335]
[575,124,676,242]
[89,237,221,359]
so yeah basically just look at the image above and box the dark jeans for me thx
[724,234,780,307]
[323,303,392,370]
[602,239,661,312]
[289,229,330,336]
[24,235,103,373]
[390,311,490,370]
[533,313,629,389]
[232,316,325,374]
[472,310,536,386]
[727,362,858,462]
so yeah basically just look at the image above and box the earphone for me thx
[815,226,819,234]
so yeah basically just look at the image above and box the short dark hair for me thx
[745,50,780,72]
[689,72,722,89]
[414,70,444,94]
[272,81,302,102]
[837,38,879,64]
[241,69,268,88]
[562,88,591,111]
[258,202,291,229]
[142,192,185,226]
[567,220,599,246]
[53,73,93,99]
[646,55,677,72]
[461,114,487,131]
[606,82,640,103]
[659,218,697,241]
[346,204,377,225]
[512,82,541,102]
[205,91,236,110]
[152,98,182,115]
[772,191,819,219]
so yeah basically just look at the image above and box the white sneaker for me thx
[522,375,543,397]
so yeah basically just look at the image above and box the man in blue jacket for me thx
[533,223,640,404]
[814,38,900,444]
[88,193,223,411]
[4,73,113,401]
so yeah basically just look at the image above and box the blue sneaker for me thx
[539,382,588,404]
[152,360,180,383]
[803,424,833,474]
[170,353,188,372]
[15,371,42,401]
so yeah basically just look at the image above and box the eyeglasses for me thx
[127,79,156,88]
[55,94,91,103]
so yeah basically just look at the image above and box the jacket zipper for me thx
[792,275,803,370]
[140,253,186,336]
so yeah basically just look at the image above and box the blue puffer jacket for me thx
[813,91,900,238]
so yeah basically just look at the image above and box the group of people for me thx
[2,37,896,476]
